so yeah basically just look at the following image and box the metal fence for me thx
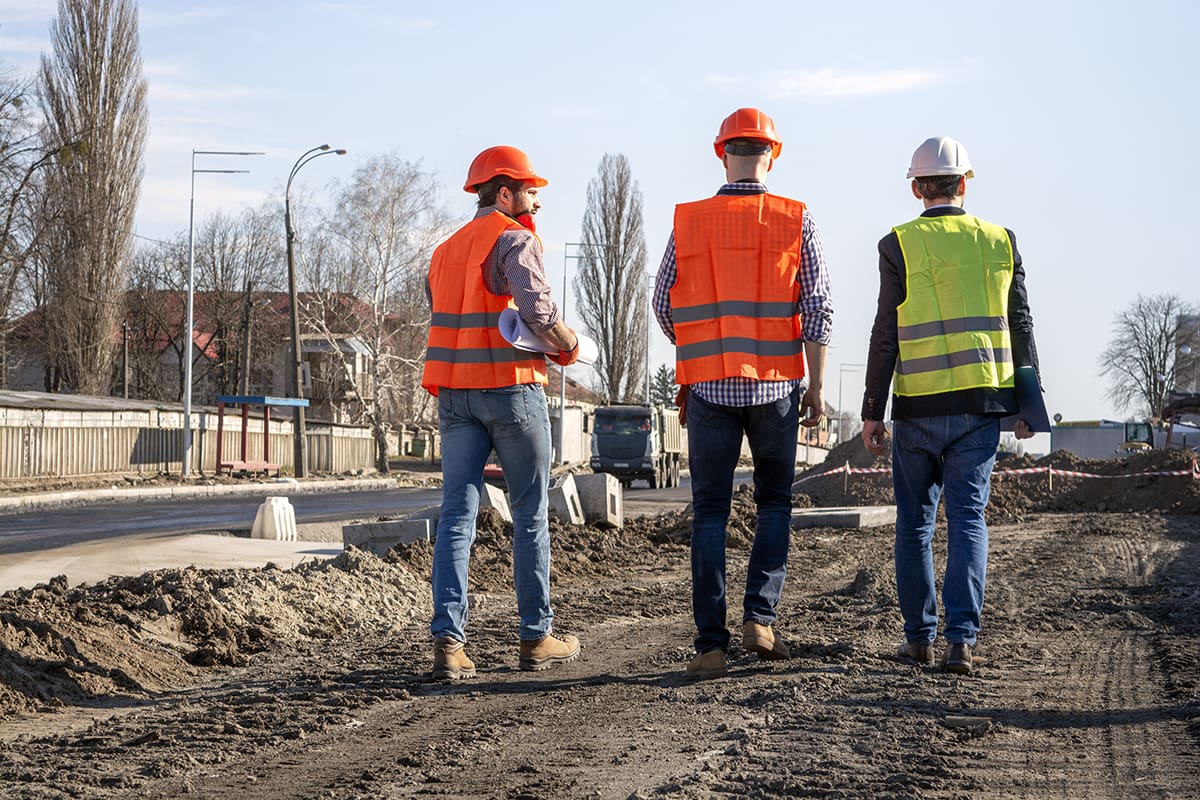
[0,402,376,479]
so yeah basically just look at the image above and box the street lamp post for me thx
[183,149,263,477]
[837,362,866,444]
[645,272,655,405]
[557,241,610,465]
[284,144,347,478]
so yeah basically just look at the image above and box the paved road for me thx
[0,472,749,591]
[0,487,443,555]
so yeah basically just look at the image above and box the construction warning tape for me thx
[1042,468,1194,479]
[793,463,1197,484]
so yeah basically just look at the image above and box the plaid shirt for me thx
[425,207,561,334]
[653,182,833,407]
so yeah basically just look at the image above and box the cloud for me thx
[0,0,55,23]
[307,3,435,32]
[138,7,233,27]
[707,67,940,99]
[0,33,45,57]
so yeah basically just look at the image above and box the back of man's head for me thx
[913,174,963,201]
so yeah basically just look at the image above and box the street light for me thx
[645,271,655,405]
[183,149,264,477]
[558,241,610,465]
[285,144,347,478]
[837,362,866,444]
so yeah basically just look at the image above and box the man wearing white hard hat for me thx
[860,137,1040,675]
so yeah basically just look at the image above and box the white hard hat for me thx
[907,136,974,179]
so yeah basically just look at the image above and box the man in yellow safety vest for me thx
[861,137,1040,675]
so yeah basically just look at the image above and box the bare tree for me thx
[575,153,648,403]
[123,237,183,400]
[318,154,453,471]
[191,206,284,398]
[1099,294,1200,418]
[37,0,147,395]
[0,63,81,386]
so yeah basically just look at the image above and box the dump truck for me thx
[590,404,682,488]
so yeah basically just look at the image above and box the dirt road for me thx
[2,495,1198,798]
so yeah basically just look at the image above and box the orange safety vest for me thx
[421,212,548,396]
[669,193,807,384]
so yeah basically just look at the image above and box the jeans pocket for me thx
[482,385,530,428]
[760,390,799,433]
[959,415,1000,451]
[893,418,929,451]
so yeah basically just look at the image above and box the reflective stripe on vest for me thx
[421,212,547,395]
[892,214,1014,397]
[670,193,807,384]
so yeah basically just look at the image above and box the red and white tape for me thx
[795,463,1198,484]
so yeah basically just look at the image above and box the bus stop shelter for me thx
[215,395,309,476]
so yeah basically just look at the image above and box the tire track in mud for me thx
[5,514,1199,799]
[946,520,1199,799]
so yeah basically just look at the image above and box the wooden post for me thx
[844,461,850,495]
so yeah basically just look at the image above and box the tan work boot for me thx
[686,649,729,680]
[742,621,790,660]
[519,632,580,671]
[432,637,476,680]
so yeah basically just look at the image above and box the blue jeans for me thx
[431,384,553,643]
[891,414,999,646]
[687,388,799,654]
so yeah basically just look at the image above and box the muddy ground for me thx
[2,444,1199,799]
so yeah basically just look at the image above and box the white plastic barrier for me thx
[250,496,298,541]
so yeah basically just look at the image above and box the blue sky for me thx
[2,0,1197,427]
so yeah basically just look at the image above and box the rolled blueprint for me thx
[499,307,598,365]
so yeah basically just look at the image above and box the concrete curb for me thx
[0,478,399,513]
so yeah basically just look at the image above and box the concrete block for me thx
[548,474,585,525]
[790,505,897,530]
[573,473,623,529]
[342,519,432,556]
[404,505,442,528]
[250,496,297,541]
[479,482,512,522]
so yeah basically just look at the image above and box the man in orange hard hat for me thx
[653,108,833,679]
[422,145,581,680]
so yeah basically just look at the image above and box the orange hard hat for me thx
[713,108,782,160]
[463,145,548,193]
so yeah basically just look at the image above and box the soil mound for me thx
[0,551,429,716]
[794,437,1200,520]
[388,488,765,595]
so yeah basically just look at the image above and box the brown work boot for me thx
[518,632,580,671]
[686,649,729,680]
[431,637,476,680]
[742,621,790,660]
[943,642,974,675]
[897,640,936,666]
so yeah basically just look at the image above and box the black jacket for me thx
[861,206,1040,421]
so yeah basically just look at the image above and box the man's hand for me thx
[862,420,888,455]
[1014,419,1034,440]
[800,386,824,428]
[674,385,688,427]
[549,337,580,367]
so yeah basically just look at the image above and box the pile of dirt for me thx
[793,435,1200,519]
[0,550,430,716]
[388,494,762,595]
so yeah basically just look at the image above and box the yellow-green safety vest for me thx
[892,214,1015,397]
